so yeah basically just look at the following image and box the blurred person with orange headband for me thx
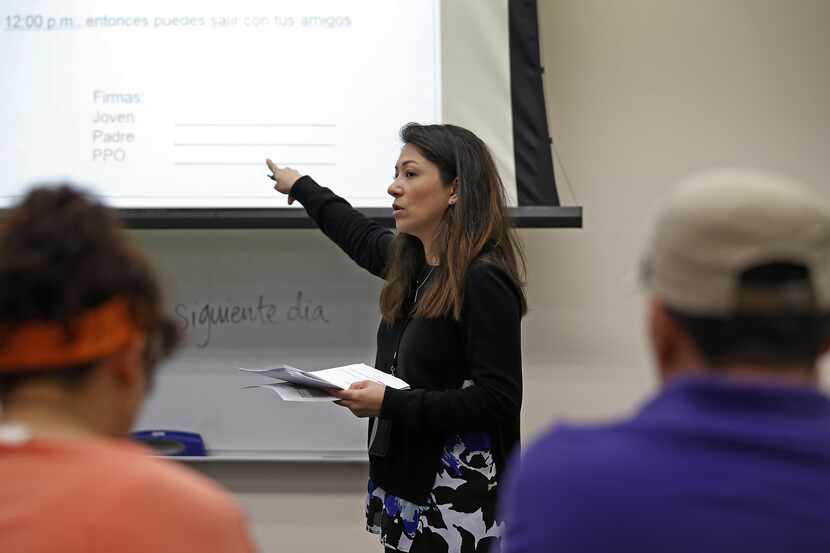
[0,185,256,553]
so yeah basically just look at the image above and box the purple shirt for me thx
[501,376,830,553]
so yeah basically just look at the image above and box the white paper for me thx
[313,364,410,390]
[239,362,409,404]
[242,384,336,402]
[239,365,336,390]
[239,363,409,391]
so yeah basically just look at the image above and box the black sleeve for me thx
[380,263,523,432]
[291,176,394,279]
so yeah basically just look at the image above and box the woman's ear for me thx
[448,178,459,205]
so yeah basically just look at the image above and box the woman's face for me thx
[388,144,456,241]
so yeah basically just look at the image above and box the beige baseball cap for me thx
[641,169,830,316]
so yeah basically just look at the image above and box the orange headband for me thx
[0,298,140,372]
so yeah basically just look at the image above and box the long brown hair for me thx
[380,123,527,321]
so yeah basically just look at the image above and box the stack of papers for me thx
[240,363,410,402]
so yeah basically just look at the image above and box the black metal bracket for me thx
[113,206,582,229]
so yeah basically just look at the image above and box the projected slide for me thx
[1,1,440,208]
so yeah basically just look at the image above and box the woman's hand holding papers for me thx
[331,381,385,418]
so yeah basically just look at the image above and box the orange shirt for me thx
[0,434,257,553]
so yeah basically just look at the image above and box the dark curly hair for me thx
[0,185,180,399]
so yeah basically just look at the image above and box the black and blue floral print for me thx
[366,431,502,552]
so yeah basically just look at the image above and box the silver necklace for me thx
[413,266,436,304]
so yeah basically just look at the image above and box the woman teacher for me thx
[267,123,526,553]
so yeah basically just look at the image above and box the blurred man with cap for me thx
[501,170,830,552]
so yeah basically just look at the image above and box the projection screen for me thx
[1,0,563,223]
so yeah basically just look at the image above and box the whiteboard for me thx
[133,228,383,460]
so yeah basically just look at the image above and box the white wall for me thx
[195,2,830,551]
[527,0,830,437]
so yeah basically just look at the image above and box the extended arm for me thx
[267,160,393,278]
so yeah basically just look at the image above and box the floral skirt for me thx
[366,431,502,553]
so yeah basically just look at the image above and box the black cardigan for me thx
[292,176,523,503]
